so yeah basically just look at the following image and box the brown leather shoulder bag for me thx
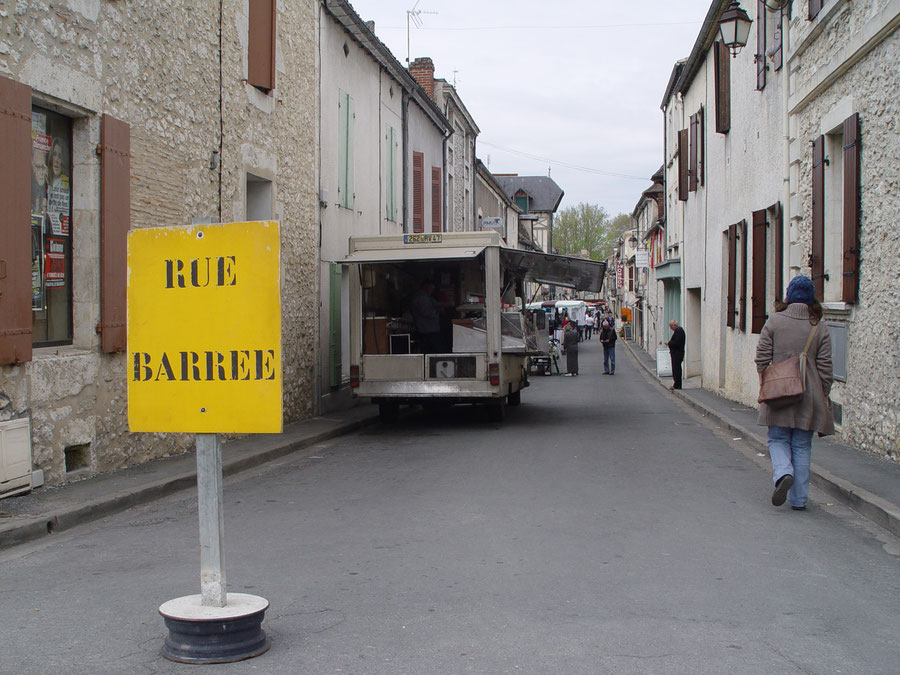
[758,324,818,408]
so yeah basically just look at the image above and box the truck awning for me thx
[499,250,606,293]
[338,246,487,264]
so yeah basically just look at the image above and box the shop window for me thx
[31,106,73,346]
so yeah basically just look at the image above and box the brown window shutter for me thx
[100,114,130,353]
[689,114,698,192]
[412,152,424,233]
[772,9,784,71]
[751,210,768,334]
[0,76,33,365]
[727,224,737,328]
[773,201,784,301]
[698,106,705,186]
[811,135,825,298]
[431,166,441,233]
[740,219,748,332]
[678,129,689,201]
[809,0,823,20]
[756,1,767,91]
[714,41,731,134]
[842,113,860,303]
[248,0,276,92]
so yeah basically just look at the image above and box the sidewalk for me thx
[0,404,379,549]
[623,340,900,538]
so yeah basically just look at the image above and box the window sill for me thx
[822,301,852,315]
[33,345,94,360]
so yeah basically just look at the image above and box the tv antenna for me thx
[406,1,437,64]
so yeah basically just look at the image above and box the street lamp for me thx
[718,1,753,58]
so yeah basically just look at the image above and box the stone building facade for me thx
[786,0,900,459]
[0,0,319,492]
[645,0,898,461]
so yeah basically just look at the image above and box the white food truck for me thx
[340,231,605,421]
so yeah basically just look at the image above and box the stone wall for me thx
[790,8,899,460]
[0,0,319,486]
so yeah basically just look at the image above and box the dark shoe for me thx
[771,474,793,506]
[603,371,609,375]
[791,505,807,511]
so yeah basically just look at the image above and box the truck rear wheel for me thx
[507,389,521,406]
[487,399,506,422]
[378,402,399,423]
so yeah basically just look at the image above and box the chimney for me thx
[409,57,435,100]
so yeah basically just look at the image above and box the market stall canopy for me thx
[499,250,606,293]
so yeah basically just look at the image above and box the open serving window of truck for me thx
[339,232,605,422]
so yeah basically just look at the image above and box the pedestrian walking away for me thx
[667,319,686,389]
[563,320,579,376]
[755,275,834,510]
[599,320,617,374]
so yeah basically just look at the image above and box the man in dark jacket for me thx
[667,319,686,389]
[599,320,617,374]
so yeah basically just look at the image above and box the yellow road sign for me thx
[127,221,282,433]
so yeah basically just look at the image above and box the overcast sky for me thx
[348,0,713,217]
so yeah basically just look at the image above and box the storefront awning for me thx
[338,246,487,264]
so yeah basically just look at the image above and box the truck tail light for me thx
[489,362,500,386]
[350,365,360,388]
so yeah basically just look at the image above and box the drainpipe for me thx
[781,8,791,298]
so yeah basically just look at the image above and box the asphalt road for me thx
[2,339,898,674]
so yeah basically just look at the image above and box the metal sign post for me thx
[128,221,281,664]
[196,433,226,607]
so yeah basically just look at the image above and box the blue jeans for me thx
[767,426,814,508]
[603,346,615,373]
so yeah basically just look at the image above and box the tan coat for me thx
[755,303,834,435]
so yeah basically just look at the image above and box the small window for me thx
[31,106,73,345]
[246,174,273,220]
[827,322,848,382]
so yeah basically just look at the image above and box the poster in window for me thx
[44,237,66,288]
[47,136,71,237]
[32,214,45,310]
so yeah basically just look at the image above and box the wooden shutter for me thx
[740,219,748,332]
[248,0,276,92]
[714,41,731,134]
[756,1,767,91]
[678,129,689,201]
[412,151,424,233]
[385,125,396,221]
[772,9,784,71]
[809,0,823,20]
[338,91,354,209]
[751,209,768,334]
[698,106,705,186]
[0,76,33,365]
[773,201,784,301]
[689,114,698,192]
[431,166,441,233]
[811,135,825,298]
[842,113,860,303]
[99,114,130,353]
[726,224,737,328]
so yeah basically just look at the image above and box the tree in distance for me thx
[553,203,630,261]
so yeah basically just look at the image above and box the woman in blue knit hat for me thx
[755,274,834,510]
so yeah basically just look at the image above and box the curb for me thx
[0,413,378,549]
[622,341,900,538]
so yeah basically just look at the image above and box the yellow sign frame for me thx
[127,221,282,433]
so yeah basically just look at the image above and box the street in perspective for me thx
[1,341,898,673]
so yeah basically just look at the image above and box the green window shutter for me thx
[328,263,342,387]
[338,90,354,209]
